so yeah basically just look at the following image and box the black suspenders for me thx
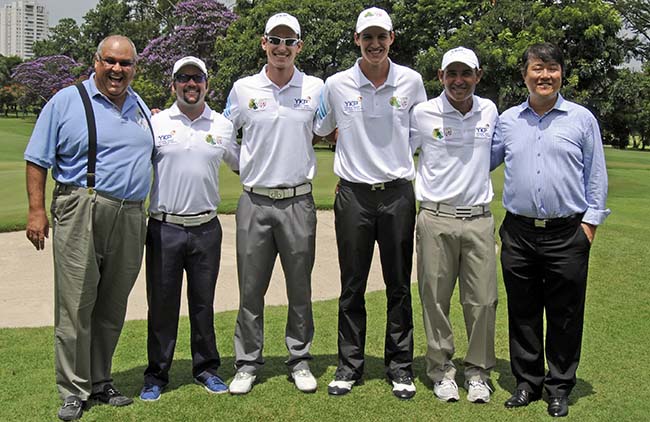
[75,83,97,188]
[74,82,154,189]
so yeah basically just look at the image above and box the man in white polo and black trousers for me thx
[223,12,324,395]
[315,7,426,399]
[410,47,498,404]
[140,56,239,401]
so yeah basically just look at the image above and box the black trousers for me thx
[144,217,223,386]
[499,212,591,398]
[333,180,415,381]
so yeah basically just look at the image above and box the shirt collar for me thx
[521,93,568,116]
[169,102,213,121]
[258,65,303,89]
[353,58,396,88]
[439,91,481,116]
[87,72,137,106]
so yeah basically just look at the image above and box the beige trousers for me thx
[51,185,146,399]
[416,209,497,383]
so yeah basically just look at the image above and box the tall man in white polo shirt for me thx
[223,12,323,395]
[314,7,427,399]
[410,47,498,404]
[141,56,239,401]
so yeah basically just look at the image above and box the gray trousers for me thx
[416,209,497,383]
[51,185,146,399]
[234,191,316,373]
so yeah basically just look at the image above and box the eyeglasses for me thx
[265,35,301,47]
[97,55,135,68]
[174,73,207,83]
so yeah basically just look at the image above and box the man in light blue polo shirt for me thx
[24,35,153,421]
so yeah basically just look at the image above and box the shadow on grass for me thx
[112,352,426,398]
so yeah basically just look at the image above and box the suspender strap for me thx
[136,100,155,144]
[74,82,97,188]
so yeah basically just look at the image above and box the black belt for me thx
[54,183,143,207]
[339,178,410,191]
[507,212,583,228]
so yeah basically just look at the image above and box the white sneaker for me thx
[291,369,317,393]
[229,371,256,395]
[327,378,356,395]
[433,379,460,402]
[391,376,416,399]
[465,379,492,403]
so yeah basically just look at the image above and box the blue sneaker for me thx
[139,384,162,401]
[196,375,228,394]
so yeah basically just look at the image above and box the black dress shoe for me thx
[547,396,569,417]
[504,389,539,408]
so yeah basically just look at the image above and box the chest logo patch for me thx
[205,134,223,146]
[293,96,313,110]
[248,98,270,111]
[156,130,178,146]
[342,96,363,112]
[389,96,409,110]
[475,124,491,138]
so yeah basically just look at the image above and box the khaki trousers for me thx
[51,185,146,399]
[416,209,497,383]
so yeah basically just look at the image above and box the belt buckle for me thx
[182,215,204,227]
[371,183,385,191]
[534,219,547,228]
[268,189,285,200]
[454,206,472,218]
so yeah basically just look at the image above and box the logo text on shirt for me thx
[342,96,363,112]
[293,96,313,110]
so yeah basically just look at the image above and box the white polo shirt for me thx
[223,66,323,188]
[149,103,239,215]
[314,59,426,184]
[410,92,498,206]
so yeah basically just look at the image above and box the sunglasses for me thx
[174,73,207,83]
[265,35,301,47]
[97,55,135,68]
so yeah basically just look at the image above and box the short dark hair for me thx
[521,42,564,75]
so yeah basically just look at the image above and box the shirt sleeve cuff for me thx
[583,207,611,226]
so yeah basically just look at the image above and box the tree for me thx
[32,18,87,61]
[138,0,237,108]
[607,0,650,60]
[11,55,84,108]
[414,0,630,116]
[213,0,366,110]
[79,0,131,62]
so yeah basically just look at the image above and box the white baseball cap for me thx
[265,12,301,37]
[172,56,208,77]
[355,7,392,33]
[441,47,480,70]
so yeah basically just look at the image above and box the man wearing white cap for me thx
[315,7,426,399]
[410,46,498,404]
[223,12,323,395]
[140,56,239,401]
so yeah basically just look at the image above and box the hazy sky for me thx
[0,0,101,26]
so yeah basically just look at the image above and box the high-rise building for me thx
[0,0,48,59]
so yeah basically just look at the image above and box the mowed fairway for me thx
[0,117,649,421]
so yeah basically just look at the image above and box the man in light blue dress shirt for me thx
[491,42,610,418]
[25,35,153,421]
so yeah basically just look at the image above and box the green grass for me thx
[1,119,650,421]
[0,116,337,231]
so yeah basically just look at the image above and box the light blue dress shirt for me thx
[24,74,153,201]
[491,94,610,225]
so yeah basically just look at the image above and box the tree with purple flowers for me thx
[136,0,237,107]
[11,55,84,109]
